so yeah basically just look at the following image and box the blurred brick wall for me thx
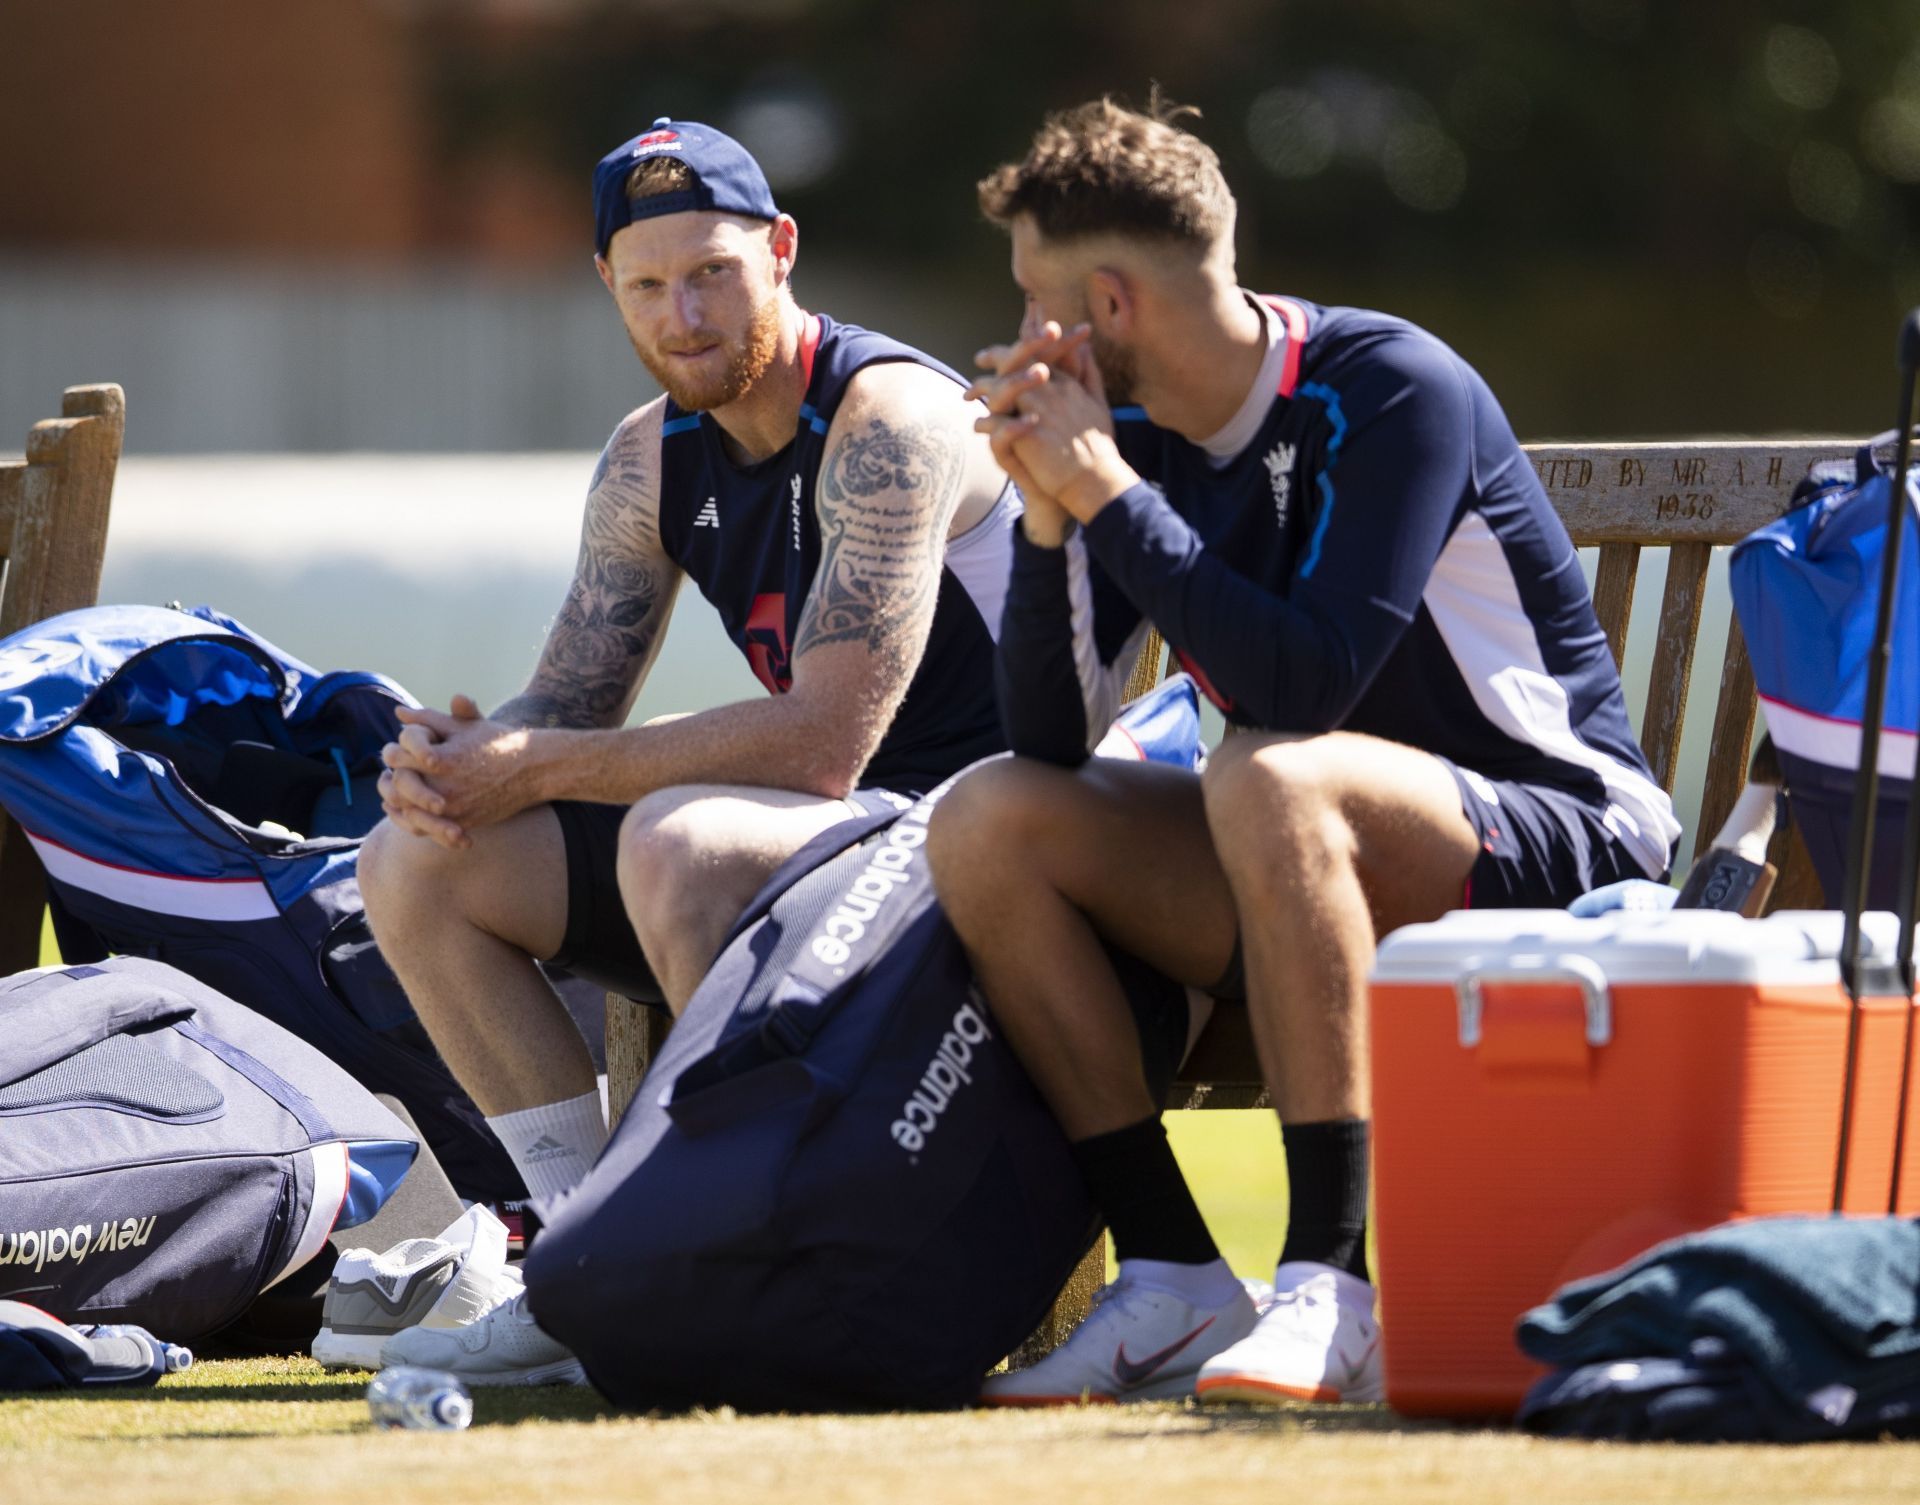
[0,0,575,260]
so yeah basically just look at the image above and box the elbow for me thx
[787,725,871,803]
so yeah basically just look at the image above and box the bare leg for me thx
[618,785,868,1013]
[1199,732,1479,1123]
[925,757,1240,1138]
[358,807,592,1116]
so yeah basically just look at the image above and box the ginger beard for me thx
[634,290,782,413]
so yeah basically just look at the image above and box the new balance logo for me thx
[522,1135,577,1165]
[694,498,720,529]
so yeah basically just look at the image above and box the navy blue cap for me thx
[593,118,779,256]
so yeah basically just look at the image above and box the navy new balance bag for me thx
[0,604,521,1204]
[1731,434,1919,905]
[0,957,416,1340]
[527,681,1202,1412]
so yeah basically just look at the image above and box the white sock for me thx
[1118,1256,1244,1308]
[487,1089,608,1201]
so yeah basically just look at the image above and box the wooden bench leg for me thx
[1006,1233,1107,1369]
[604,992,672,1129]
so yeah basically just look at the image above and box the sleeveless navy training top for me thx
[656,313,1013,794]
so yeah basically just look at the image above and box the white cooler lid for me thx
[1371,907,1907,986]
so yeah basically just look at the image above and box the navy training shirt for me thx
[996,295,1680,879]
[658,313,1014,795]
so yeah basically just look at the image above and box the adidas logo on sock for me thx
[693,498,720,528]
[523,1135,577,1165]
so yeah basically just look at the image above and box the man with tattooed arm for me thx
[356,121,1017,1383]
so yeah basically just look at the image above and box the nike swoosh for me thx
[1112,1316,1216,1388]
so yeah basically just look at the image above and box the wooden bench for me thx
[0,385,124,976]
[603,435,1851,1354]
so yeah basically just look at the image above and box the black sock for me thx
[1070,1116,1219,1267]
[1278,1117,1371,1282]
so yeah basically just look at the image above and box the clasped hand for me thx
[378,694,535,849]
[965,316,1139,542]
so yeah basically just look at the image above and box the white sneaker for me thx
[1195,1261,1383,1404]
[981,1276,1257,1406]
[312,1205,522,1372]
[378,1285,585,1387]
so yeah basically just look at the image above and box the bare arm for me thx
[496,406,681,730]
[528,361,981,803]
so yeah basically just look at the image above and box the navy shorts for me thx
[546,788,918,1003]
[1437,760,1662,909]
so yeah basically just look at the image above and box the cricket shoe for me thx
[378,1284,584,1387]
[1195,1261,1383,1404]
[311,1204,521,1372]
[981,1276,1257,1406]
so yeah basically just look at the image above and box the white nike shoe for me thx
[1195,1261,1383,1404]
[981,1276,1257,1406]
[312,1205,522,1372]
[378,1285,585,1387]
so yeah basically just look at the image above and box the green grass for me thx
[5,1358,1920,1505]
[20,923,1920,1504]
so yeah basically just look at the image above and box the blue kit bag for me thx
[526,680,1202,1412]
[1730,434,1919,906]
[0,957,416,1340]
[0,603,521,1205]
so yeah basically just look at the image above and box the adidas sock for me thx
[487,1090,608,1201]
[1070,1115,1220,1267]
[1277,1117,1371,1282]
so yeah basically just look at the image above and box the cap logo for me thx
[632,130,682,157]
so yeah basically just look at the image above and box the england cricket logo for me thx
[1265,441,1296,531]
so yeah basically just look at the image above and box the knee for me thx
[926,758,1061,899]
[357,816,445,928]
[1202,737,1352,876]
[615,792,706,945]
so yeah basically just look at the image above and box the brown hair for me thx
[626,155,697,200]
[978,93,1234,248]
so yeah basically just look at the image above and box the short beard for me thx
[1090,330,1138,407]
[636,295,782,412]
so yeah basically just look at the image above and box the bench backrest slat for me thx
[1589,543,1641,671]
[1532,440,1845,544]
[0,385,123,973]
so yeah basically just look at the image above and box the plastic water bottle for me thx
[366,1366,474,1431]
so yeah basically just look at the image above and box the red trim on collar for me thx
[798,313,822,390]
[1265,297,1309,398]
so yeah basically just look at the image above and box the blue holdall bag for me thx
[0,956,417,1340]
[0,603,522,1205]
[1730,431,1919,906]
[526,679,1203,1411]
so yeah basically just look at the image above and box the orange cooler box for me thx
[1369,907,1920,1419]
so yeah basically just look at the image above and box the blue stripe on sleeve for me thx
[1296,381,1347,579]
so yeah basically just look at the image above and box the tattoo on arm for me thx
[498,437,675,730]
[793,416,964,661]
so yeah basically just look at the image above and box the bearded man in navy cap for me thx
[355,120,1018,1384]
